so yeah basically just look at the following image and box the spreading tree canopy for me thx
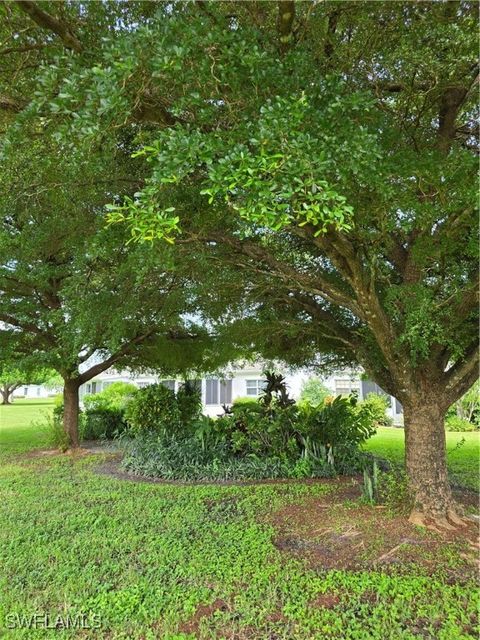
[1,1,478,524]
[0,127,226,446]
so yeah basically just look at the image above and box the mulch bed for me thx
[268,480,479,575]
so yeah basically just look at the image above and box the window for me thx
[102,381,114,390]
[206,379,233,405]
[334,379,360,397]
[160,380,175,391]
[246,379,266,397]
[205,379,218,405]
[220,379,232,404]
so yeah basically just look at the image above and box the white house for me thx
[78,363,404,424]
[11,384,58,400]
[79,364,308,417]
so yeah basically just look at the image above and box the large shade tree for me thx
[0,131,217,447]
[1,1,478,526]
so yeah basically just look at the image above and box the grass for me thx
[0,398,53,454]
[0,402,478,639]
[366,427,480,492]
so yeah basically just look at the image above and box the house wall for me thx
[78,367,307,417]
[78,366,403,424]
[11,384,57,399]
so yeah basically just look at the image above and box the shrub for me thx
[302,394,377,448]
[176,382,202,425]
[83,382,137,412]
[359,393,393,427]
[124,383,181,435]
[121,388,377,481]
[215,404,300,458]
[298,377,330,408]
[231,397,262,412]
[445,415,477,432]
[298,395,377,473]
[82,382,136,440]
[82,407,127,440]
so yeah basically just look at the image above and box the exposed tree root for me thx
[408,510,428,528]
[408,507,471,532]
[447,509,468,527]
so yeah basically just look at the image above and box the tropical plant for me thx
[363,460,380,503]
[260,371,295,409]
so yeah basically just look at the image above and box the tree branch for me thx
[0,312,46,337]
[15,1,82,53]
[77,330,156,384]
[0,94,26,113]
[220,234,362,315]
[444,342,479,404]
[277,1,295,52]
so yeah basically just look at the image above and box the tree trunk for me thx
[63,379,80,449]
[404,397,462,528]
[0,385,12,404]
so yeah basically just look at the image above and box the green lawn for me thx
[0,398,54,454]
[366,427,480,492]
[0,402,478,639]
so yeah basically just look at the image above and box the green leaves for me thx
[110,90,370,242]
[106,190,181,244]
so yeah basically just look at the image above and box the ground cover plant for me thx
[0,402,478,639]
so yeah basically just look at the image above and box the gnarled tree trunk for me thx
[0,385,12,404]
[404,397,463,529]
[63,379,80,449]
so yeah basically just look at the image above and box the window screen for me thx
[220,379,232,404]
[205,379,218,405]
